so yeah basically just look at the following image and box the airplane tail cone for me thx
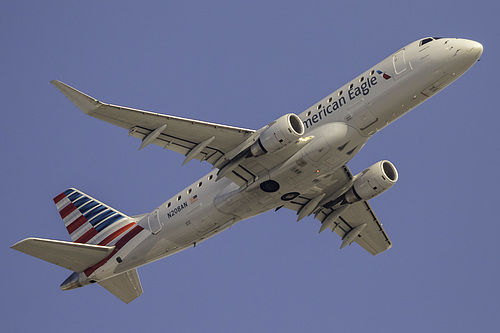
[60,272,83,291]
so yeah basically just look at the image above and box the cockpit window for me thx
[420,38,434,46]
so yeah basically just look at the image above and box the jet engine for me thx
[343,160,398,204]
[250,113,305,157]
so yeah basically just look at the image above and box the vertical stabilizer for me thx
[53,188,136,245]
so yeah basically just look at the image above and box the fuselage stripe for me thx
[84,225,144,276]
[98,223,135,246]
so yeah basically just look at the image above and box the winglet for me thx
[50,80,102,115]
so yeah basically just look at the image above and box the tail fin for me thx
[12,237,143,303]
[12,188,145,303]
[53,188,135,246]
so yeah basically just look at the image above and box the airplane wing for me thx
[51,80,259,185]
[282,165,392,255]
[321,200,392,255]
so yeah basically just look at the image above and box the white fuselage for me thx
[89,38,482,281]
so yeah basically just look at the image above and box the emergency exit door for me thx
[393,49,407,75]
[148,209,162,235]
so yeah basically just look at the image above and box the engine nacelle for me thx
[250,113,305,157]
[344,160,398,204]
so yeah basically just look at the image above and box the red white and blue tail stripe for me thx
[53,188,136,246]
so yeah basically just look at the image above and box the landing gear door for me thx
[148,208,162,235]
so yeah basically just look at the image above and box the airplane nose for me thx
[457,39,482,61]
[462,39,483,61]
[443,38,483,72]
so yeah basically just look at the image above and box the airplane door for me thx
[148,209,162,235]
[393,50,407,75]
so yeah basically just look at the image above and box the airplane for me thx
[11,37,482,303]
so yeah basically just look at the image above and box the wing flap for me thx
[127,124,224,161]
[11,237,115,272]
[284,165,392,256]
[98,269,143,304]
[329,201,392,255]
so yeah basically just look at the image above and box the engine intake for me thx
[344,160,398,204]
[250,113,305,157]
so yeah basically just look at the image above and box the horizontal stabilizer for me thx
[11,237,114,272]
[99,269,143,304]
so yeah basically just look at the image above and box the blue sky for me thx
[2,1,499,332]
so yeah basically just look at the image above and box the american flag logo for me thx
[377,70,392,80]
[190,195,198,204]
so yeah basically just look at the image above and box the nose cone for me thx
[448,38,483,71]
[460,39,483,62]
